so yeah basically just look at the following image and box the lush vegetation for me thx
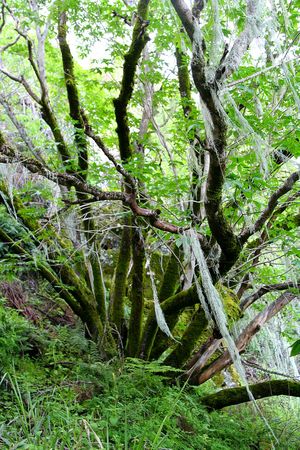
[0,299,299,449]
[0,0,299,447]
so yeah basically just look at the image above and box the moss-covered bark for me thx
[163,307,208,368]
[158,245,181,301]
[113,0,150,161]
[90,248,106,321]
[140,283,199,359]
[201,380,300,410]
[126,225,145,357]
[149,314,180,360]
[149,246,182,359]
[0,226,82,316]
[110,215,132,332]
[175,45,203,219]
[40,100,72,169]
[58,11,88,179]
[0,188,105,340]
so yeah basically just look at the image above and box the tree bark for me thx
[197,292,298,384]
[201,380,300,410]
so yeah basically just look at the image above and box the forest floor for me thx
[0,295,299,449]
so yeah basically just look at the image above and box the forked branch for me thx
[197,292,298,384]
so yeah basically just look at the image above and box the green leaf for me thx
[290,339,300,357]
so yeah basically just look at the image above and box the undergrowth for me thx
[0,300,299,449]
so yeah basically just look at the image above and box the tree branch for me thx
[201,380,300,410]
[126,223,146,356]
[240,172,299,244]
[163,307,207,368]
[216,0,261,82]
[113,0,150,161]
[58,11,88,179]
[140,283,199,359]
[197,292,298,385]
[240,280,300,311]
[0,67,41,104]
[171,0,241,274]
[170,0,194,41]
[0,11,72,167]
[82,113,136,189]
[0,131,208,242]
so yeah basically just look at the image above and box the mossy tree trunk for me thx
[201,380,300,410]
[126,223,146,357]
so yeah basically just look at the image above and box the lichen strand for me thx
[191,52,242,275]
[110,216,132,331]
[90,249,106,322]
[149,314,180,360]
[126,225,146,357]
[142,247,182,359]
[164,307,208,368]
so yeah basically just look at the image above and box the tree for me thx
[0,0,299,402]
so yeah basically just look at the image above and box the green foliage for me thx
[290,339,300,357]
[0,0,299,446]
[0,299,35,365]
[0,300,299,449]
[1,341,299,449]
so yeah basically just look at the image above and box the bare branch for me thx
[1,8,72,167]
[186,337,221,379]
[240,171,300,244]
[0,3,5,33]
[0,93,46,164]
[82,113,136,189]
[0,34,20,52]
[0,68,41,104]
[0,134,124,201]
[240,280,300,311]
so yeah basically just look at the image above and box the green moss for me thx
[212,372,225,387]
[110,216,132,331]
[126,226,145,357]
[216,282,241,325]
[140,283,199,360]
[164,307,208,368]
[158,246,181,302]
